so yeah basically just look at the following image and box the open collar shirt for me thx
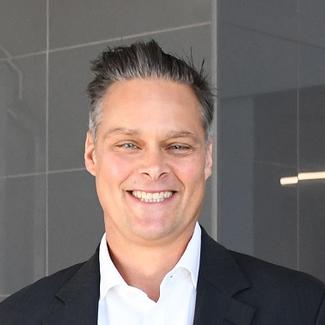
[97,223,201,325]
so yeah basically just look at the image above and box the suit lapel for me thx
[42,249,100,325]
[193,228,256,325]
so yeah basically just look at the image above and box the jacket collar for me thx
[42,249,100,325]
[43,227,256,325]
[193,227,256,325]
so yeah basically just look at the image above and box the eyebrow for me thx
[103,128,199,142]
[103,128,141,139]
[164,130,198,139]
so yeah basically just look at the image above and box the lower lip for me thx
[126,191,176,205]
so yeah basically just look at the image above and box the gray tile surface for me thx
[217,0,325,283]
[0,0,46,56]
[301,0,325,48]
[220,92,298,169]
[300,45,325,89]
[48,170,103,274]
[299,86,325,170]
[218,96,298,264]
[48,45,96,171]
[218,0,300,267]
[0,55,46,177]
[219,97,255,162]
[0,49,6,60]
[299,182,325,283]
[49,0,211,48]
[218,159,297,268]
[0,176,46,295]
[220,0,298,40]
[299,35,325,281]
[254,163,298,269]
[219,24,298,98]
[49,26,211,170]
[299,45,325,170]
[254,90,297,167]
[218,159,256,255]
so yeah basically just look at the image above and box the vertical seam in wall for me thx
[296,0,301,271]
[45,0,50,276]
[211,0,218,240]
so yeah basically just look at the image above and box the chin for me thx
[130,220,176,242]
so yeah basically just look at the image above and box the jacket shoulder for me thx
[230,249,325,292]
[200,228,325,324]
[229,250,325,318]
[0,262,85,324]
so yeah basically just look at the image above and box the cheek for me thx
[96,155,134,208]
[98,154,134,184]
[173,156,206,185]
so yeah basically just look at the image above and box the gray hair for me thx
[87,40,214,139]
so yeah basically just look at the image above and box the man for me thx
[0,40,324,325]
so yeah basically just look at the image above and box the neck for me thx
[105,226,195,301]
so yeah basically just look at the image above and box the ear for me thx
[84,131,97,176]
[204,141,213,180]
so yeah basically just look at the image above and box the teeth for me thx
[131,191,173,203]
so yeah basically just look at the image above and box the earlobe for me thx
[84,131,97,176]
[204,142,213,180]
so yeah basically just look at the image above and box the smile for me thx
[131,190,174,203]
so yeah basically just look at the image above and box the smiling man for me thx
[0,40,325,325]
[84,77,212,312]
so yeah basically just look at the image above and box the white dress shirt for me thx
[97,223,201,325]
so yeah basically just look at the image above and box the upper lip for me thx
[126,189,177,193]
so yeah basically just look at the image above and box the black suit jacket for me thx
[1,228,325,324]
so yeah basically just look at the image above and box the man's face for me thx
[85,78,212,245]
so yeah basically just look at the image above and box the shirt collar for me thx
[171,222,201,289]
[99,222,201,300]
[99,233,127,300]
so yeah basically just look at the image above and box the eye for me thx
[167,143,192,153]
[116,142,139,151]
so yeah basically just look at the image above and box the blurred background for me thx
[0,0,324,301]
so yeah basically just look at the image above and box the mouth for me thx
[127,190,175,203]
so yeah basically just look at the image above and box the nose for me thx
[138,148,170,181]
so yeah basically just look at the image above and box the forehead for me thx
[98,78,204,136]
[103,78,200,107]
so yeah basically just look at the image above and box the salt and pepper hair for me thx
[87,40,214,139]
